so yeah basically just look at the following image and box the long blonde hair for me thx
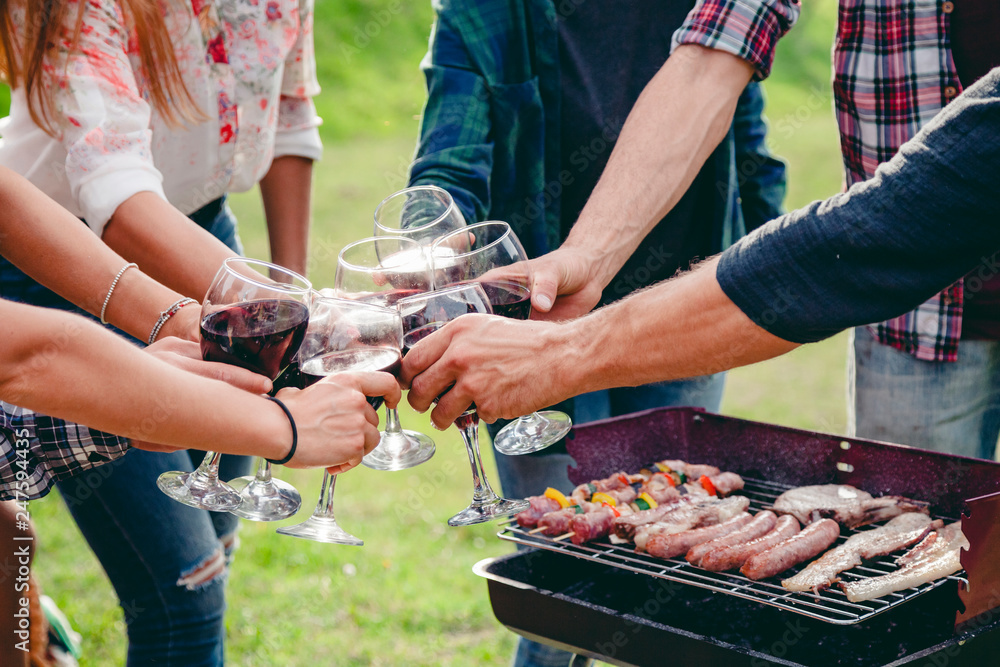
[0,0,203,135]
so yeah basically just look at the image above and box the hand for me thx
[277,371,402,472]
[401,314,569,427]
[144,337,273,394]
[526,247,607,321]
[157,300,201,342]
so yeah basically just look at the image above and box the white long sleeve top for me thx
[0,0,323,235]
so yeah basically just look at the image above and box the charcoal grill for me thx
[475,407,1000,666]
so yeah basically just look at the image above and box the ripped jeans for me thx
[0,197,250,666]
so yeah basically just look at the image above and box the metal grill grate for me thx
[497,477,967,625]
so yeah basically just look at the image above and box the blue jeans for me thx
[849,326,1000,460]
[0,197,250,666]
[490,374,725,667]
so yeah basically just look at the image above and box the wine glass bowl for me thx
[430,222,573,455]
[373,185,466,243]
[397,284,529,526]
[157,258,311,518]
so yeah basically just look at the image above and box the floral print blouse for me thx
[0,0,322,234]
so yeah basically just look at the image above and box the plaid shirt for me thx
[678,0,967,361]
[0,402,131,501]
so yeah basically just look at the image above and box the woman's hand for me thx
[156,302,201,342]
[277,371,402,473]
[144,337,272,394]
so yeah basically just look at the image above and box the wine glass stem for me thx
[384,407,403,436]
[313,472,339,518]
[253,457,274,484]
[197,451,224,480]
[457,410,497,503]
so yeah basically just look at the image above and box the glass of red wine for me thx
[431,222,573,455]
[277,296,403,545]
[373,185,471,289]
[335,237,436,470]
[397,284,529,526]
[157,258,311,514]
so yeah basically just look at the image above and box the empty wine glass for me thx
[278,297,403,544]
[397,284,529,526]
[336,237,436,470]
[432,222,572,455]
[157,258,311,515]
[374,185,470,287]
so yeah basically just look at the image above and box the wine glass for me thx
[278,296,403,544]
[157,258,311,515]
[335,237,436,470]
[374,185,470,288]
[431,221,573,455]
[397,284,530,526]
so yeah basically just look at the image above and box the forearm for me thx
[0,170,199,341]
[260,155,313,275]
[0,302,288,458]
[561,45,753,287]
[552,258,797,398]
[102,192,238,300]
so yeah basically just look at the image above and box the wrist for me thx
[158,301,201,342]
[258,395,296,462]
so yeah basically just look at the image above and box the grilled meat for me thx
[772,484,929,528]
[645,513,753,560]
[515,496,563,529]
[840,522,967,602]
[633,496,751,551]
[537,502,598,536]
[569,504,634,545]
[657,460,721,479]
[570,472,644,505]
[700,515,801,572]
[740,518,841,580]
[782,513,940,593]
[686,511,778,565]
[613,497,698,541]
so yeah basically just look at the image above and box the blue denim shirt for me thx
[408,0,786,272]
[719,69,1000,344]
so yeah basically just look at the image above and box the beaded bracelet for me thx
[100,263,138,324]
[147,297,198,345]
[265,396,298,465]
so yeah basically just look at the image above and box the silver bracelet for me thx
[100,263,139,325]
[148,297,198,345]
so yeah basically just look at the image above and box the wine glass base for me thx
[228,476,302,521]
[156,471,242,512]
[362,430,436,471]
[276,516,363,545]
[447,497,530,527]
[493,410,573,455]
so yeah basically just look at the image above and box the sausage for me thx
[686,511,778,565]
[740,519,841,580]
[646,513,753,559]
[700,515,801,572]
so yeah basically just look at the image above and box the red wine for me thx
[360,287,426,308]
[200,299,309,379]
[299,347,402,410]
[401,322,445,355]
[478,280,531,320]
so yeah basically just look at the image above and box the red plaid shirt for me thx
[675,0,966,361]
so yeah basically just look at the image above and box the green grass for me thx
[24,1,855,664]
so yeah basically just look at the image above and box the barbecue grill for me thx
[474,407,1000,666]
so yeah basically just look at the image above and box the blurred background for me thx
[12,1,851,664]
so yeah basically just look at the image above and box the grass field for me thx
[20,1,856,665]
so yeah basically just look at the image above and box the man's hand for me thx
[527,247,608,321]
[401,314,576,428]
[276,372,401,473]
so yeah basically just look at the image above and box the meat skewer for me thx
[645,512,753,560]
[782,513,940,593]
[840,522,968,602]
[570,472,644,505]
[740,518,841,580]
[700,515,801,572]
[515,496,564,529]
[686,511,778,565]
